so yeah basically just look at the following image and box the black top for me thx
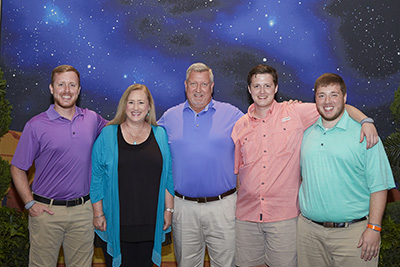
[117,125,162,242]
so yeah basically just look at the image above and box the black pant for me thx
[99,237,154,267]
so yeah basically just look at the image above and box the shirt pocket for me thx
[271,120,303,157]
[239,136,260,165]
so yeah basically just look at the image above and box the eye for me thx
[202,82,208,87]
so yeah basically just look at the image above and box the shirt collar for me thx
[183,99,215,114]
[247,100,277,122]
[46,104,82,121]
[315,109,349,131]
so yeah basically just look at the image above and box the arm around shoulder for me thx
[345,104,378,149]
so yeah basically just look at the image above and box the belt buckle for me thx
[322,222,348,228]
[197,197,207,203]
[66,198,80,207]
[322,222,335,228]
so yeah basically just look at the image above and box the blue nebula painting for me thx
[1,0,399,137]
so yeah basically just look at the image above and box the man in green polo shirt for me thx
[298,73,395,266]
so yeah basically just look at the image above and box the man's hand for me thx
[286,99,302,105]
[360,123,378,149]
[357,228,381,261]
[28,202,54,217]
[163,210,172,230]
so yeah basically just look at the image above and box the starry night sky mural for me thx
[1,0,399,138]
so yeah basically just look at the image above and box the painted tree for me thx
[384,84,400,186]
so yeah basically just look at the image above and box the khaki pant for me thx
[235,217,298,267]
[297,214,378,267]
[28,200,94,267]
[172,194,236,267]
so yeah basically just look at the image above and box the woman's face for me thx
[125,89,150,123]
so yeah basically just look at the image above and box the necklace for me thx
[125,122,145,145]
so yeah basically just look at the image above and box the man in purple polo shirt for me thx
[11,65,107,267]
[158,62,244,266]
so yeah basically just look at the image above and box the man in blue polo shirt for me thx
[11,65,107,267]
[158,62,243,266]
[298,73,395,266]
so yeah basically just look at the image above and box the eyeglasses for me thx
[188,82,210,89]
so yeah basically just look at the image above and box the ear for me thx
[210,81,215,94]
[344,93,347,104]
[184,80,188,93]
[274,85,279,94]
[248,85,252,94]
[49,84,54,95]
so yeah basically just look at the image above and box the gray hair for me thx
[186,62,214,82]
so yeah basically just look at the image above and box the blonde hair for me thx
[107,84,157,126]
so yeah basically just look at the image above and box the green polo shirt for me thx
[299,110,395,222]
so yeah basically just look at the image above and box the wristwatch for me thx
[165,208,175,213]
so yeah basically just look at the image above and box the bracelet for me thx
[94,214,105,218]
[24,200,36,210]
[367,223,381,232]
[360,117,374,125]
[165,208,175,213]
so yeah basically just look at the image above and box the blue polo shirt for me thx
[299,110,395,222]
[158,99,244,197]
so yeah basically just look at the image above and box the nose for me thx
[194,84,201,92]
[325,96,331,103]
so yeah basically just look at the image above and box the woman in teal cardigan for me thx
[90,84,174,267]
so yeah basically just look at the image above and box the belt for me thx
[310,216,367,228]
[33,193,90,207]
[175,188,236,203]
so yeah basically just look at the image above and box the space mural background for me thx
[1,0,399,138]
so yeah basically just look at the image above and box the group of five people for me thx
[11,62,394,267]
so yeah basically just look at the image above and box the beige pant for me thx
[28,200,94,267]
[172,193,236,267]
[297,214,378,267]
[235,217,298,267]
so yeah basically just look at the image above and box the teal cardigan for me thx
[90,124,174,267]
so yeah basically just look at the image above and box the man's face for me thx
[185,71,214,113]
[248,73,277,110]
[315,83,347,126]
[49,71,81,110]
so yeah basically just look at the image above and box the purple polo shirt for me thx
[158,99,244,197]
[11,105,107,200]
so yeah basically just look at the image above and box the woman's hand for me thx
[93,214,107,232]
